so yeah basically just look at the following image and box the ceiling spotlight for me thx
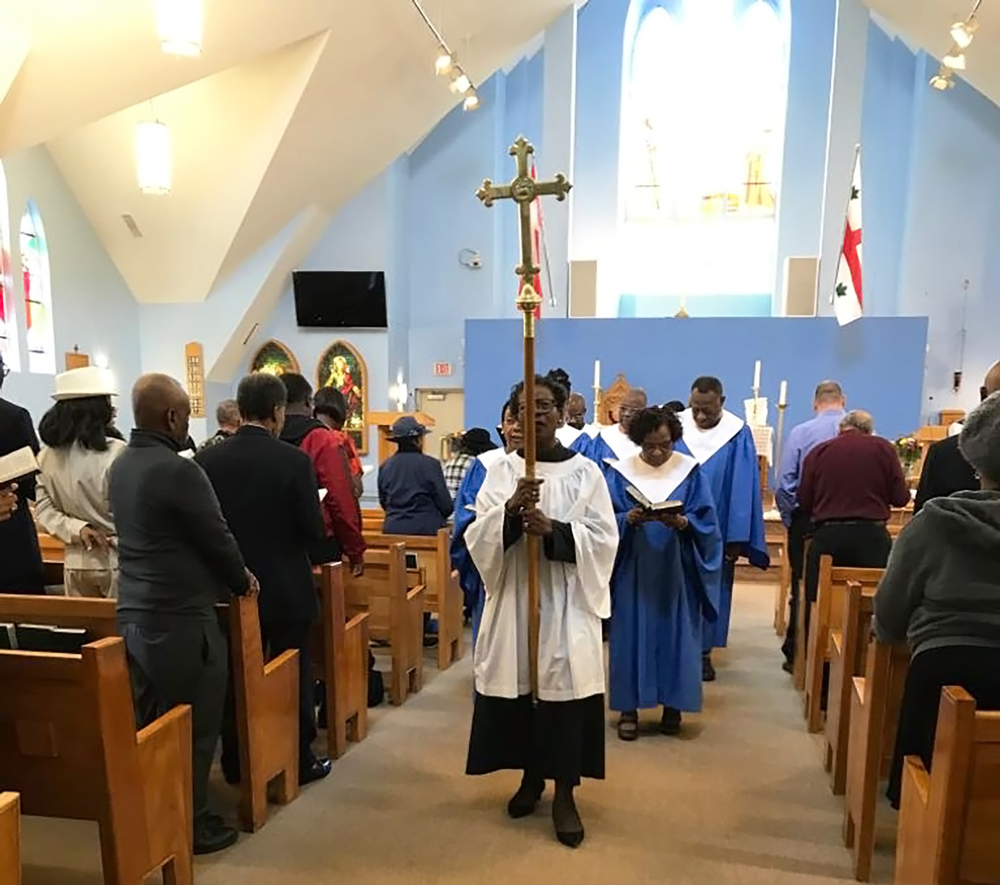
[929,72,954,91]
[435,48,453,75]
[156,0,203,57]
[463,92,480,111]
[450,72,471,94]
[943,49,967,70]
[950,18,978,49]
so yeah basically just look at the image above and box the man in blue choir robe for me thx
[607,407,722,739]
[572,388,647,468]
[678,376,769,681]
[451,400,522,646]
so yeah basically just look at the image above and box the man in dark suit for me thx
[915,361,1000,512]
[111,373,253,855]
[0,353,45,594]
[197,373,332,785]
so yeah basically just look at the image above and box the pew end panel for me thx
[0,792,20,885]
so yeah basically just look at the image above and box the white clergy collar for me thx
[600,424,640,461]
[555,424,583,447]
[679,408,744,465]
[608,451,697,502]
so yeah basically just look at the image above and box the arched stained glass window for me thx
[20,200,56,375]
[0,162,18,371]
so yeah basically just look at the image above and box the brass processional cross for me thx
[476,136,571,699]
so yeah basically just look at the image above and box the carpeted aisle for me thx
[20,584,895,884]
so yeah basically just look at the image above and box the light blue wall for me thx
[465,316,929,446]
[1,147,141,429]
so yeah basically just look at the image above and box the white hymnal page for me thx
[0,446,39,486]
[318,488,328,502]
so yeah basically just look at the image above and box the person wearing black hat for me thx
[378,416,454,536]
[0,351,45,594]
[444,428,496,501]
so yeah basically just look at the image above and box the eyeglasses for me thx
[517,400,557,414]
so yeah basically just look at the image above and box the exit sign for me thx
[433,362,452,377]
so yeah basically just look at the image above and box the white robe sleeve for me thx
[564,461,618,620]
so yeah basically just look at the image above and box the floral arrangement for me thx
[895,436,921,472]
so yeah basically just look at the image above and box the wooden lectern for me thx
[368,411,437,464]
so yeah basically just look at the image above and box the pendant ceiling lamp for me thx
[157,0,203,57]
[135,120,172,195]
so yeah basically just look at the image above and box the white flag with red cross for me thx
[834,151,863,326]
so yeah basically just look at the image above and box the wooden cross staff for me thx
[476,136,571,699]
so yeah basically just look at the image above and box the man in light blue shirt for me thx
[777,380,846,669]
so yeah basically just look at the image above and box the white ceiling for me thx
[0,0,576,303]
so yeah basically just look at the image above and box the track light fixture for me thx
[933,0,981,91]
[410,0,480,111]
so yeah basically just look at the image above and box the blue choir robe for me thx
[677,409,770,650]
[607,452,722,713]
[450,448,507,646]
[572,424,639,474]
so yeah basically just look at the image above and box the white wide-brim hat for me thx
[52,366,118,401]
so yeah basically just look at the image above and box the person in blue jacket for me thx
[451,399,521,645]
[378,416,453,535]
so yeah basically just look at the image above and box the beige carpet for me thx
[21,584,897,884]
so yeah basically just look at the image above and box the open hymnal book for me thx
[626,485,683,514]
[0,446,39,487]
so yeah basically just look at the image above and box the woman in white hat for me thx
[35,366,125,597]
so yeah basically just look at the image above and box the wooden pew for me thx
[792,538,811,691]
[361,508,384,534]
[313,562,370,758]
[896,686,1000,885]
[0,592,300,834]
[0,637,193,885]
[341,544,424,706]
[773,542,791,636]
[803,557,884,732]
[843,636,910,881]
[364,529,464,671]
[823,581,875,795]
[0,793,20,885]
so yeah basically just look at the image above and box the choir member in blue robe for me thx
[451,401,521,645]
[677,377,769,681]
[607,407,722,739]
[571,388,647,469]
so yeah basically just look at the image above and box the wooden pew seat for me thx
[0,793,20,885]
[896,686,1000,885]
[0,637,193,885]
[0,592,299,834]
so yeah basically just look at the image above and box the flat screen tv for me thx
[292,270,388,329]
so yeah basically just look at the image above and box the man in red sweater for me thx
[798,409,909,645]
[279,374,365,575]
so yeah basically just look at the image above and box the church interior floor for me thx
[20,583,896,884]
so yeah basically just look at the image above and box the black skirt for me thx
[466,692,606,785]
[887,644,1000,808]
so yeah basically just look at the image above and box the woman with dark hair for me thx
[378,416,453,535]
[606,406,721,740]
[465,372,618,848]
[314,385,364,499]
[36,366,125,597]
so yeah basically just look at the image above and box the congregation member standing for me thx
[798,410,909,649]
[573,388,647,465]
[875,392,1000,808]
[198,399,240,451]
[313,385,364,499]
[915,360,1000,512]
[198,373,332,785]
[679,377,768,681]
[606,406,721,740]
[0,352,45,595]
[452,401,521,645]
[280,374,365,572]
[111,373,253,854]
[379,416,453,535]
[36,366,125,597]
[443,429,495,501]
[776,380,846,670]
[465,374,618,848]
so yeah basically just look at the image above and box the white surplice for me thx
[555,424,583,448]
[466,451,619,702]
[678,408,745,465]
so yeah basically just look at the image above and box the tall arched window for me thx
[20,201,55,375]
[619,0,789,312]
[0,162,18,371]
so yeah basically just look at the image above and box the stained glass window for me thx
[620,0,788,304]
[20,200,55,375]
[0,162,18,371]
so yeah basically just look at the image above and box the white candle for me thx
[594,359,601,390]
[753,360,761,391]
[779,380,787,407]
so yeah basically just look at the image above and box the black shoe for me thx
[660,707,682,736]
[702,653,716,682]
[507,776,544,819]
[552,786,585,848]
[782,659,795,675]
[193,817,239,855]
[300,755,332,785]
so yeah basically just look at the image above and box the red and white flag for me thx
[834,150,863,326]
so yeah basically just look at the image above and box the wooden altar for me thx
[369,411,437,464]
